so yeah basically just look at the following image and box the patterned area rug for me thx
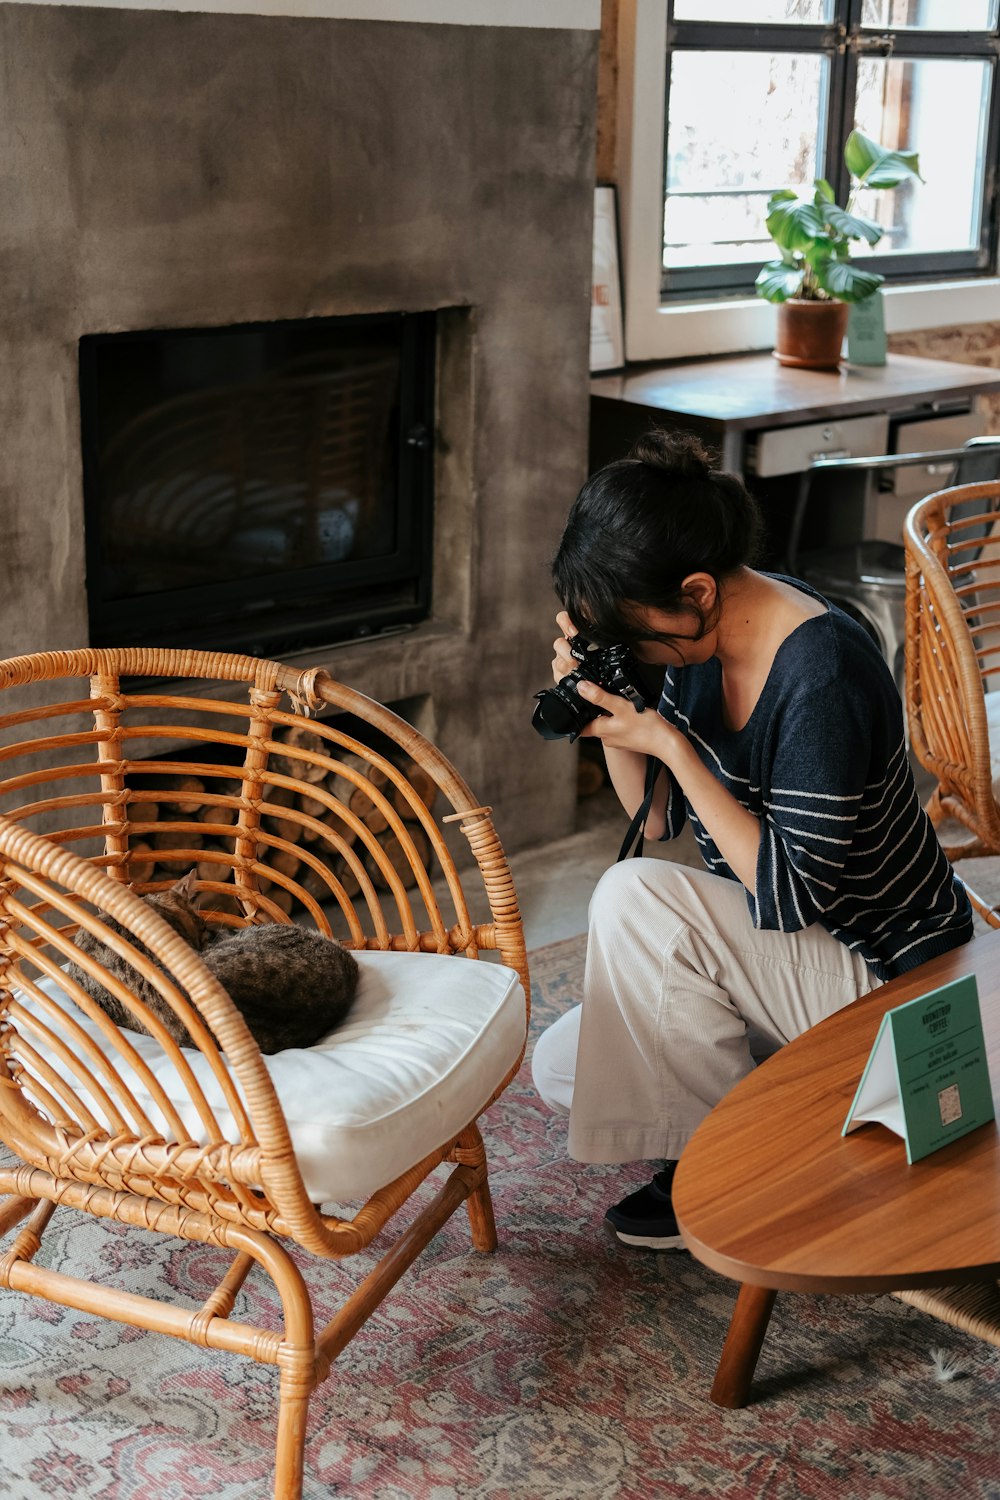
[2,933,1000,1499]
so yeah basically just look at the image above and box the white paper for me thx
[843,1021,906,1139]
[590,187,625,374]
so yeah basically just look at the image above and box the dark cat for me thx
[65,870,360,1054]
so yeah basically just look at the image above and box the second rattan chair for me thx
[0,647,530,1500]
[904,478,1000,926]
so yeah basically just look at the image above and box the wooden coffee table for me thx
[672,928,1000,1408]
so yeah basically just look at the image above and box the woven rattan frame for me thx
[904,480,1000,927]
[0,647,529,1499]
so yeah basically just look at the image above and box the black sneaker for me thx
[603,1165,684,1250]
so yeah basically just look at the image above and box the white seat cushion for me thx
[15,949,526,1203]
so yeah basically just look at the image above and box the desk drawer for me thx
[890,412,986,500]
[748,413,889,477]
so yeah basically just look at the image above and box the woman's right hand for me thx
[551,610,579,685]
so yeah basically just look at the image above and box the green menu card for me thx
[846,289,887,367]
[842,975,995,1164]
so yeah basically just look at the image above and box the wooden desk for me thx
[591,352,1000,474]
[672,927,1000,1409]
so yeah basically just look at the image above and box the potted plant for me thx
[756,131,923,370]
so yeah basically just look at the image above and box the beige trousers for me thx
[530,859,878,1164]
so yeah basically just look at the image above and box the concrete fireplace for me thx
[0,0,599,854]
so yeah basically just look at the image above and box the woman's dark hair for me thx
[552,428,762,648]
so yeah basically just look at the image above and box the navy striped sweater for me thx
[657,588,973,981]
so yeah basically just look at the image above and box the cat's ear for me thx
[172,869,200,903]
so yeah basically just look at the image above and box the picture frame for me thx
[590,183,626,374]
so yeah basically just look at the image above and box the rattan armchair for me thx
[0,647,529,1500]
[904,479,1000,926]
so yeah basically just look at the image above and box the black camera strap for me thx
[617,755,665,863]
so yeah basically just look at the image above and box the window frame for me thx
[616,0,1000,361]
[663,7,1000,301]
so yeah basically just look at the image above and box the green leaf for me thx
[823,202,883,245]
[843,129,880,178]
[755,260,805,303]
[844,129,923,189]
[804,237,836,262]
[813,178,835,203]
[815,258,884,303]
[794,236,841,280]
[765,196,827,252]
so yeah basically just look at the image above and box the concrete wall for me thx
[1,0,599,19]
[0,5,598,853]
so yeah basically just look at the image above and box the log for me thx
[392,760,439,821]
[197,846,231,884]
[263,784,303,845]
[299,808,358,852]
[326,754,388,815]
[360,803,389,837]
[265,886,295,916]
[198,791,241,826]
[333,856,363,901]
[301,855,364,903]
[128,841,157,881]
[297,863,338,902]
[271,723,331,784]
[342,767,392,841]
[152,825,205,852]
[268,847,301,882]
[160,775,206,815]
[363,825,431,893]
[295,787,357,843]
[297,788,330,824]
[294,866,330,904]
[348,772,390,816]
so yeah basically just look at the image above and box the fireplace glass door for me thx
[80,313,434,656]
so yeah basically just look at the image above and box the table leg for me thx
[709,1282,777,1409]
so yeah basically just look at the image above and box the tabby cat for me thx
[65,870,360,1054]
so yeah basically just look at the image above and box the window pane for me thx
[674,1,832,19]
[852,56,992,256]
[664,51,828,271]
[861,0,998,28]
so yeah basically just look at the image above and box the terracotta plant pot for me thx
[773,298,850,371]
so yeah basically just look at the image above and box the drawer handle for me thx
[810,448,851,462]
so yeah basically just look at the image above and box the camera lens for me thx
[531,673,603,741]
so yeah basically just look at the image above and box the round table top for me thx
[672,929,1000,1294]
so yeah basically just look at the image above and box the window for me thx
[661,1,1000,300]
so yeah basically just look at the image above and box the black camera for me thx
[532,634,649,742]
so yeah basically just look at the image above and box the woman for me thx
[530,429,973,1250]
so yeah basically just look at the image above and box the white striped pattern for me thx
[655,601,972,979]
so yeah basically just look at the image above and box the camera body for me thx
[532,634,649,742]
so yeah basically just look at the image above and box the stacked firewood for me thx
[126,726,437,914]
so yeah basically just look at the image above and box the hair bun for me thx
[630,428,715,479]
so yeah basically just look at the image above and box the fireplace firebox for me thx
[79,313,435,657]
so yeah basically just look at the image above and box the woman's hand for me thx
[551,610,580,686]
[575,678,678,758]
[551,608,677,758]
[581,675,761,884]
